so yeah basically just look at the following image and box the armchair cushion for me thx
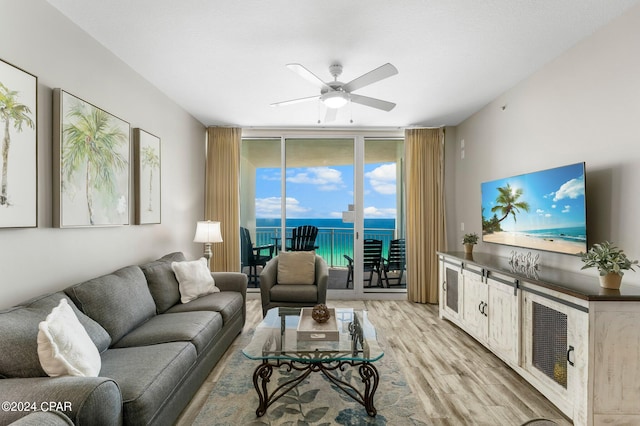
[277,251,316,285]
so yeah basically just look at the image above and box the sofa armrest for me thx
[212,272,248,324]
[0,376,122,425]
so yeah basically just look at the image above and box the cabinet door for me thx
[487,274,520,365]
[522,289,588,422]
[462,267,488,341]
[439,257,462,321]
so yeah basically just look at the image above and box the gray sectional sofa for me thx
[0,252,247,426]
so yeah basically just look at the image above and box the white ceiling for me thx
[47,0,640,129]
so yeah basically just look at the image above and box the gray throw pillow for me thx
[140,252,186,313]
[65,266,156,344]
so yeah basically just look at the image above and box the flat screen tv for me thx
[481,162,587,255]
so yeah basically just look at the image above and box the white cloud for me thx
[536,209,545,214]
[255,197,310,218]
[365,163,396,195]
[562,205,571,213]
[364,206,396,218]
[286,167,344,191]
[551,204,556,209]
[553,175,585,202]
[545,213,552,217]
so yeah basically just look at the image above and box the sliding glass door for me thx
[240,133,405,296]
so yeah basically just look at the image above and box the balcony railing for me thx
[255,227,396,268]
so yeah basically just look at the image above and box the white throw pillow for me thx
[277,251,316,285]
[171,258,220,303]
[37,298,101,377]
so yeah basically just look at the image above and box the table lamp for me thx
[193,220,223,270]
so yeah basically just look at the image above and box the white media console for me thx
[438,251,640,426]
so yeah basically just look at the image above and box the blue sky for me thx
[481,163,586,232]
[255,163,397,219]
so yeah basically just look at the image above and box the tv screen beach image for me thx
[481,163,587,255]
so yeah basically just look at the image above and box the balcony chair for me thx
[259,251,329,316]
[287,225,319,251]
[381,238,406,287]
[240,226,275,287]
[343,239,383,288]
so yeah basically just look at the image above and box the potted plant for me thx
[580,241,638,289]
[462,233,479,255]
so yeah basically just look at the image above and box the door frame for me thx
[242,129,405,300]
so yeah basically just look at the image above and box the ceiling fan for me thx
[271,62,398,122]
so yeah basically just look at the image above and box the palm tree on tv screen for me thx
[0,82,34,206]
[62,104,127,225]
[491,183,530,224]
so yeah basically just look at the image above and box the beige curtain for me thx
[205,127,241,272]
[406,128,447,304]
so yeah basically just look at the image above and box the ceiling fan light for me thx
[321,91,349,109]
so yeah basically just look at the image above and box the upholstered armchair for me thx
[259,252,329,316]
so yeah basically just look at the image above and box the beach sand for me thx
[483,231,584,255]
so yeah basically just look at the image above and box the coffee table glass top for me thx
[243,307,384,363]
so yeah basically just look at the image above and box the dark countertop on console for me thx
[438,251,640,301]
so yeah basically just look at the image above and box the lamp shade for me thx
[193,221,223,243]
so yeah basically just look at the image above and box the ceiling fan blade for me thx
[342,63,398,93]
[270,95,319,107]
[286,63,331,91]
[349,94,396,112]
[323,107,337,123]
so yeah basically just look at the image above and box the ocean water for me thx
[520,226,587,243]
[256,218,395,230]
[255,218,397,267]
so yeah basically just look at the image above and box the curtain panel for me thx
[405,128,447,304]
[205,127,241,272]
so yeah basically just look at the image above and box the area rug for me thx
[193,332,429,425]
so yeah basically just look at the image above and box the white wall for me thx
[449,4,640,285]
[0,1,206,308]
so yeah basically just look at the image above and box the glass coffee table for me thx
[242,307,384,417]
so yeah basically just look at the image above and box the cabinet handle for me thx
[443,281,447,291]
[478,302,484,315]
[483,302,488,317]
[567,345,575,367]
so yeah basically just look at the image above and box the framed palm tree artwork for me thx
[134,129,161,224]
[53,89,130,227]
[0,58,37,228]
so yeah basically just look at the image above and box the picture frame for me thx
[0,58,37,228]
[53,89,131,227]
[134,128,161,224]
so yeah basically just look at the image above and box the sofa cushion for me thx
[112,311,222,354]
[65,266,156,344]
[139,252,185,313]
[277,251,316,284]
[0,293,110,379]
[171,258,220,303]
[99,342,197,425]
[23,292,111,353]
[37,298,101,377]
[165,291,243,325]
[270,284,319,303]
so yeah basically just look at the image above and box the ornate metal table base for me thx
[252,358,379,417]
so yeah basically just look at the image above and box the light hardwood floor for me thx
[176,299,572,425]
